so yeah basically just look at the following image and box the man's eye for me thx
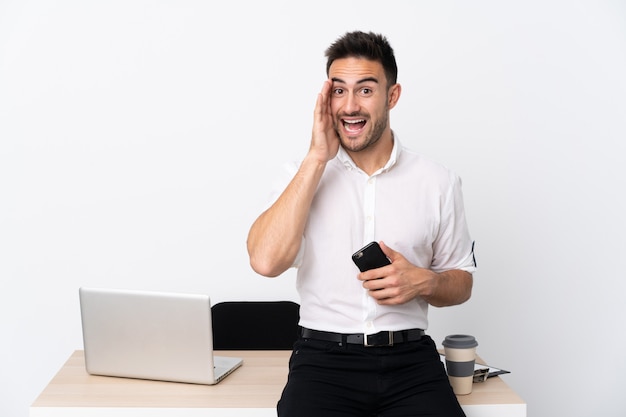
[333,88,344,95]
[360,88,372,95]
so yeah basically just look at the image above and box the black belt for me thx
[301,327,425,347]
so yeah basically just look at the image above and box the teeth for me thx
[344,119,364,131]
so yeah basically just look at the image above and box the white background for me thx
[2,1,625,416]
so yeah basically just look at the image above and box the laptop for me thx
[79,287,243,385]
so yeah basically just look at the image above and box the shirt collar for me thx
[336,131,401,175]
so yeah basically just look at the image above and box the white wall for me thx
[1,1,625,416]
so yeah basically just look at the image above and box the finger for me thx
[314,92,324,122]
[357,267,387,282]
[367,283,407,304]
[314,81,334,131]
[319,80,331,109]
[321,78,332,97]
[362,276,386,290]
[368,287,394,302]
[379,241,399,262]
[314,81,328,111]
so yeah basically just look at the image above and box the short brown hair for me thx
[325,31,398,87]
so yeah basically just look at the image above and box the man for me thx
[247,31,476,417]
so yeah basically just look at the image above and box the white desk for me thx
[31,350,525,417]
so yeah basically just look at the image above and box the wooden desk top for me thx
[31,350,525,416]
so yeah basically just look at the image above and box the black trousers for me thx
[277,334,466,417]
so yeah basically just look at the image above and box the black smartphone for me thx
[351,241,391,272]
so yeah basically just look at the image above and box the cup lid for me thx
[442,334,478,348]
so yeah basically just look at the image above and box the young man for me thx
[247,31,476,417]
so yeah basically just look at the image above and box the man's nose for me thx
[343,93,361,114]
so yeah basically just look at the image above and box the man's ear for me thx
[388,83,402,109]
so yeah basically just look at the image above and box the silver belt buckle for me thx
[365,331,394,347]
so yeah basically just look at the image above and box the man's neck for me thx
[346,131,394,176]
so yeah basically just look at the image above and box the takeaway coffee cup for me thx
[442,334,478,395]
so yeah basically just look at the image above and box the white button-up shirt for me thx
[269,135,476,334]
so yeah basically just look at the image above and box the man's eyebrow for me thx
[331,76,379,85]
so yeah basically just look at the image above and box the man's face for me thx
[328,57,397,153]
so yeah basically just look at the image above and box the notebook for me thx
[79,287,243,385]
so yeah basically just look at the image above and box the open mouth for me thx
[342,118,367,132]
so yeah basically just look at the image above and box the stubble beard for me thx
[335,111,389,153]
